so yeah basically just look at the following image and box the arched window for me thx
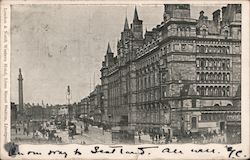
[209,86,213,96]
[209,59,213,68]
[218,46,222,53]
[218,60,221,68]
[197,72,200,81]
[201,86,205,96]
[226,86,230,96]
[201,72,205,81]
[222,86,226,96]
[196,58,200,67]
[200,59,205,68]
[207,46,211,53]
[205,72,209,81]
[224,30,229,38]
[214,86,218,96]
[209,72,213,81]
[218,86,222,96]
[214,73,218,81]
[196,45,200,53]
[223,73,226,82]
[215,46,218,53]
[214,104,220,107]
[218,73,222,81]
[227,59,230,69]
[205,45,208,53]
[227,104,232,107]
[226,46,230,54]
[201,29,207,37]
[213,59,217,69]
[222,60,226,70]
[197,86,200,95]
[205,86,209,96]
[227,73,230,82]
[205,59,209,68]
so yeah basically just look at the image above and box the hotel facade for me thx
[100,4,241,140]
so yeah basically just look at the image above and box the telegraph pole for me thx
[66,85,72,120]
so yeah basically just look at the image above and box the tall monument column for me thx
[18,68,23,114]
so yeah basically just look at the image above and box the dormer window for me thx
[224,30,229,38]
[202,29,207,36]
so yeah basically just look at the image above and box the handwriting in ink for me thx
[137,146,158,155]
[48,150,67,158]
[162,148,183,154]
[27,151,42,155]
[91,146,158,155]
[74,148,82,155]
[191,148,215,154]
[225,146,244,158]
[91,146,115,154]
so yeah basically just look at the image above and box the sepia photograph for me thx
[1,0,249,159]
[9,2,243,146]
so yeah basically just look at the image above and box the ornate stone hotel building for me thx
[100,4,241,139]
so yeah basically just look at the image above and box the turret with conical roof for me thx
[104,42,114,67]
[124,17,130,31]
[133,6,139,22]
[131,6,143,52]
[131,6,143,41]
[107,42,112,54]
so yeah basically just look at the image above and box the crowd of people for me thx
[13,121,64,144]
[135,128,230,144]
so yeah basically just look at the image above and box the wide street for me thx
[56,121,112,144]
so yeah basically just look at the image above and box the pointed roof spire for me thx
[133,6,139,21]
[124,17,129,31]
[107,42,112,53]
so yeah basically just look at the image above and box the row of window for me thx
[197,72,230,82]
[137,90,160,103]
[137,55,159,69]
[196,45,230,54]
[136,111,169,124]
[197,86,230,96]
[137,65,159,75]
[137,72,160,90]
[201,113,238,121]
[196,58,230,70]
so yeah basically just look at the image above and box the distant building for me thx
[89,85,104,123]
[100,4,241,141]
[79,97,90,118]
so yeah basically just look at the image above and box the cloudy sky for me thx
[11,3,226,105]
